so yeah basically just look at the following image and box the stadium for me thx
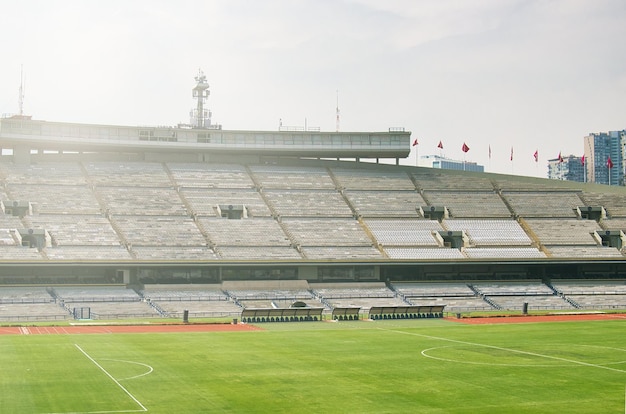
[0,78,625,413]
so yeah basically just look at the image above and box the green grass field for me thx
[1,319,624,413]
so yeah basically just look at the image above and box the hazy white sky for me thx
[1,0,625,177]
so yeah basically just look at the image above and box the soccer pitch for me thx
[1,319,624,413]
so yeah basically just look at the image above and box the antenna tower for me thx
[191,69,211,128]
[335,89,340,132]
[18,65,25,116]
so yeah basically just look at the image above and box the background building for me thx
[420,155,484,172]
[547,154,585,182]
[583,130,625,186]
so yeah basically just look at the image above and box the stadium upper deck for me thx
[0,118,624,285]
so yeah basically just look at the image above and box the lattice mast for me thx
[18,65,25,116]
[191,69,211,128]
[335,89,340,132]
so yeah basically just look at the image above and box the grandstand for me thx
[0,113,625,322]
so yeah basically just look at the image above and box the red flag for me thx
[412,138,418,147]
[437,141,443,149]
[607,156,614,169]
[462,142,470,153]
[581,154,585,165]
[558,152,564,163]
[533,150,538,162]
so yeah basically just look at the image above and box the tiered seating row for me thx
[463,247,546,259]
[114,216,206,247]
[384,248,465,260]
[168,163,255,189]
[249,165,336,189]
[444,219,531,246]
[332,168,415,190]
[503,192,581,218]
[344,191,424,217]
[8,184,101,214]
[182,188,272,217]
[98,187,187,216]
[282,219,372,246]
[524,219,601,246]
[132,246,218,260]
[423,191,511,218]
[200,217,291,247]
[413,172,495,191]
[365,219,441,246]
[547,246,623,258]
[264,190,353,217]
[84,161,172,187]
[26,215,120,246]
[581,192,626,217]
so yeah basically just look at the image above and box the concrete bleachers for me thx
[407,296,492,311]
[413,171,495,191]
[524,218,601,245]
[470,281,573,311]
[132,246,218,260]
[114,215,206,247]
[567,294,626,309]
[301,246,383,259]
[84,161,172,187]
[200,217,291,247]
[324,296,406,311]
[0,162,87,185]
[26,214,120,246]
[546,246,623,258]
[384,247,465,260]
[393,282,475,297]
[0,245,44,260]
[463,247,546,259]
[68,301,159,319]
[216,246,302,260]
[53,286,142,301]
[264,189,353,218]
[8,184,102,215]
[365,219,442,246]
[503,191,582,218]
[98,186,187,216]
[167,163,255,189]
[444,219,532,246]
[489,295,574,311]
[471,281,554,296]
[600,218,626,233]
[392,282,493,311]
[344,191,425,217]
[423,191,511,218]
[282,218,372,246]
[0,303,70,321]
[45,246,132,260]
[551,281,626,295]
[249,165,336,189]
[142,285,241,317]
[332,168,415,190]
[181,188,272,217]
[0,229,16,246]
[0,286,53,303]
[580,192,626,217]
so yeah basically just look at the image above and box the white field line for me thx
[74,344,148,412]
[378,327,626,374]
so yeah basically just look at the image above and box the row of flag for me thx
[411,139,615,168]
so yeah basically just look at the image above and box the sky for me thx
[1,0,625,178]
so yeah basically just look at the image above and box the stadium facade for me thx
[1,113,626,291]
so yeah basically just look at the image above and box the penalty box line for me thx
[74,344,148,412]
[378,327,626,374]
